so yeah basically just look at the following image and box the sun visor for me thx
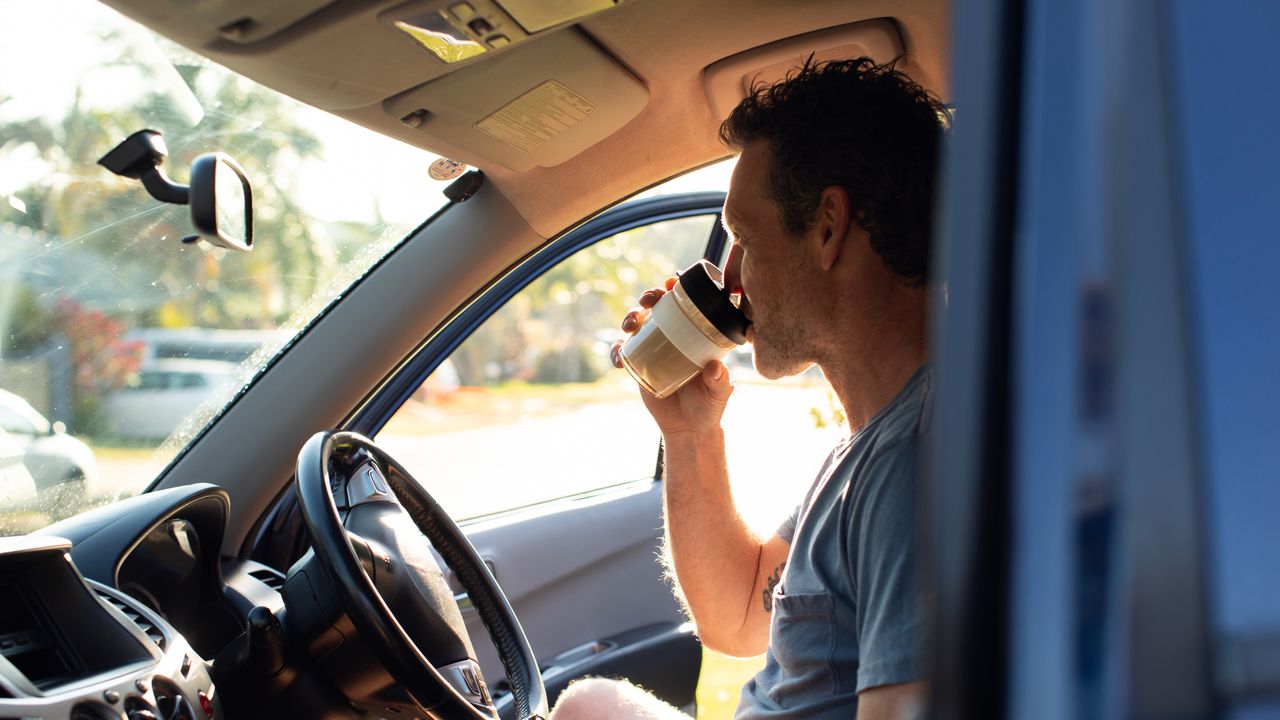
[125,0,344,44]
[703,20,905,121]
[383,30,648,172]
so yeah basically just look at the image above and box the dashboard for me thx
[118,518,205,629]
[0,484,289,720]
[0,536,222,719]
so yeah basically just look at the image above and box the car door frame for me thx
[346,190,729,437]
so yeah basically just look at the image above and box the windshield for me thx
[0,0,450,534]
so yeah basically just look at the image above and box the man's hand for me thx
[611,277,734,436]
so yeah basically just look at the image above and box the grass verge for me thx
[696,649,765,719]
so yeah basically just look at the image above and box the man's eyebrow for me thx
[720,212,739,238]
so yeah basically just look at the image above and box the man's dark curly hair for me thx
[719,56,948,285]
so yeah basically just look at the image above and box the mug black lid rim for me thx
[677,260,749,344]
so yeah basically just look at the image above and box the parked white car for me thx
[0,389,98,500]
[0,427,36,508]
[103,359,240,441]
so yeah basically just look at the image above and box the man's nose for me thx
[722,243,744,293]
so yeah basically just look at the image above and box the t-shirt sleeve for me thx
[776,505,800,544]
[777,445,846,544]
[852,437,924,693]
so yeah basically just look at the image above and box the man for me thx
[551,57,946,720]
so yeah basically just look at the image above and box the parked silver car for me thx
[0,389,97,501]
[103,360,240,441]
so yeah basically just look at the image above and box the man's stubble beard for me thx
[749,281,818,380]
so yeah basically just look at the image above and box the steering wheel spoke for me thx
[292,430,547,720]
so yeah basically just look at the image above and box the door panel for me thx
[442,481,697,711]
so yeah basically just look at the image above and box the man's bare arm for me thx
[857,682,923,720]
[613,286,788,658]
[661,425,790,657]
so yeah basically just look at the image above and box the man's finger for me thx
[700,360,733,401]
[638,288,666,309]
[663,275,678,292]
[610,339,625,368]
[621,307,650,333]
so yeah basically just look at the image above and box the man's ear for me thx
[815,186,853,272]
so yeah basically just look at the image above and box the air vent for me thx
[248,568,286,591]
[96,591,167,652]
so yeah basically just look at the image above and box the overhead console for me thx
[0,536,222,719]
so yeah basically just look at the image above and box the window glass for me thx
[0,0,446,534]
[1171,0,1280,637]
[0,405,37,436]
[378,216,715,520]
[633,158,735,199]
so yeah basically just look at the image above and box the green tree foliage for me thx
[0,45,330,336]
[446,216,713,386]
[2,286,55,357]
[0,33,334,429]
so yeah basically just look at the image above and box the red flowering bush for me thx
[49,298,143,434]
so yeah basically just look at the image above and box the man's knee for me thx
[550,677,684,720]
[550,678,629,720]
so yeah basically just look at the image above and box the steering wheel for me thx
[293,430,547,720]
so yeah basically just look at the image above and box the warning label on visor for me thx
[474,80,595,153]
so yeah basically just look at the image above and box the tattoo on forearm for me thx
[762,562,786,612]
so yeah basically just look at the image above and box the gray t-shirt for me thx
[735,366,932,719]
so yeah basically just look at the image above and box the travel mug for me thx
[619,259,750,398]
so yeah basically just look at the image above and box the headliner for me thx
[98,0,950,236]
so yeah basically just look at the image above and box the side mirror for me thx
[189,153,253,252]
[98,129,254,252]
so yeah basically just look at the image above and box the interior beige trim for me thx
[99,0,950,238]
[384,29,649,172]
[703,20,906,121]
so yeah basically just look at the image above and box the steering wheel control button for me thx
[346,463,395,506]
[439,659,489,705]
[104,689,121,704]
[461,665,480,693]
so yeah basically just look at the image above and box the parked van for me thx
[103,359,240,440]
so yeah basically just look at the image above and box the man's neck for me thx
[820,312,927,433]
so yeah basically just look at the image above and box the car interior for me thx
[0,0,954,719]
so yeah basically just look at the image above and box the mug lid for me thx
[678,260,750,344]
